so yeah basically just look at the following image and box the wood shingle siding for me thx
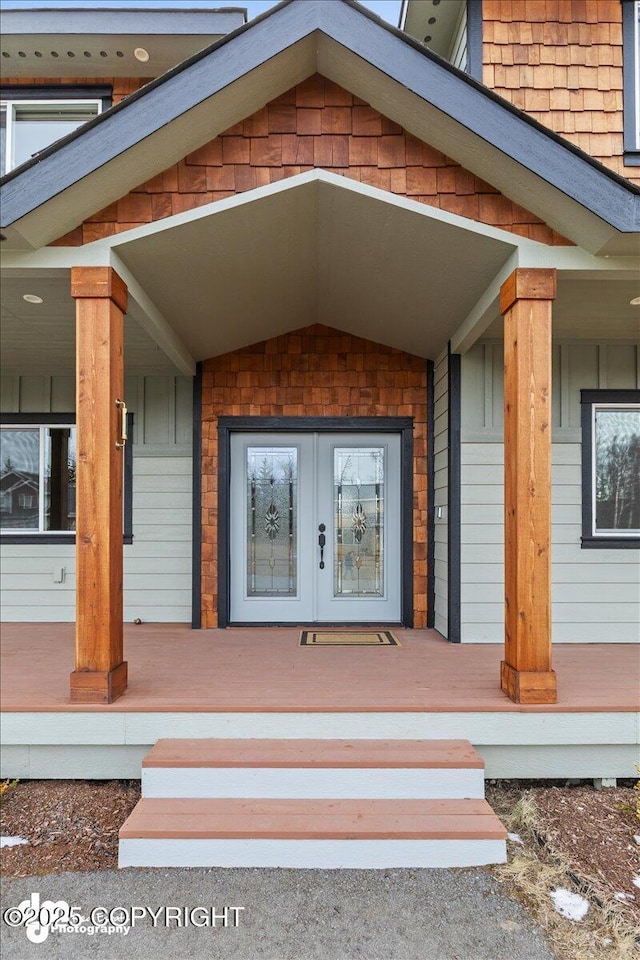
[482,0,638,182]
[50,75,573,247]
[201,324,429,630]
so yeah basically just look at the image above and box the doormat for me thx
[299,631,401,646]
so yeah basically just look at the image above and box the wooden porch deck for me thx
[1,624,637,713]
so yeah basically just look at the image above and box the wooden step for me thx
[119,798,507,868]
[141,738,486,799]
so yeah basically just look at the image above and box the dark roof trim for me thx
[1,0,638,234]
[467,0,483,83]
[622,0,640,162]
[0,7,247,36]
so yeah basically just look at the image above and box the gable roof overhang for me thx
[3,172,638,380]
[1,0,638,256]
[0,6,246,78]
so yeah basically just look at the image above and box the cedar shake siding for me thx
[200,325,429,629]
[50,75,573,247]
[482,0,639,183]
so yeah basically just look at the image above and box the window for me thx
[0,415,132,542]
[581,391,640,548]
[622,0,640,163]
[0,86,111,176]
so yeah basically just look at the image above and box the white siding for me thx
[460,342,640,643]
[1,375,193,622]
[433,349,449,638]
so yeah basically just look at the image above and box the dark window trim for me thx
[622,0,640,164]
[191,362,203,629]
[447,348,462,643]
[1,411,133,544]
[426,359,436,630]
[466,0,483,82]
[580,389,640,550]
[0,85,113,113]
[216,416,414,630]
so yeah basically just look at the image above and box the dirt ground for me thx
[486,781,640,923]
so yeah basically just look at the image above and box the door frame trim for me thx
[217,416,414,629]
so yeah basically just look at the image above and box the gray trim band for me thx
[0,8,246,37]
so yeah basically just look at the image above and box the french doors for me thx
[229,432,402,623]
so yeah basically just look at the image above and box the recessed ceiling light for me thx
[134,47,150,63]
[22,294,43,304]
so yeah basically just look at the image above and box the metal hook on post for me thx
[115,398,128,449]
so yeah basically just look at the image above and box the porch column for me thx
[70,267,128,703]
[500,268,557,704]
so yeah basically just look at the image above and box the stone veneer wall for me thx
[200,324,428,629]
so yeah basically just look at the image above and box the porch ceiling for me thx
[112,178,517,362]
[0,273,180,376]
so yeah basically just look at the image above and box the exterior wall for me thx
[201,324,428,629]
[433,349,449,638]
[0,374,192,622]
[1,76,151,105]
[482,0,639,183]
[460,340,640,643]
[52,74,572,246]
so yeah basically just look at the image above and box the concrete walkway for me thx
[1,866,554,960]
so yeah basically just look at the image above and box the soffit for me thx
[483,277,640,340]
[0,273,180,375]
[111,177,516,362]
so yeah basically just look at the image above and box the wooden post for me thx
[500,268,557,704]
[70,267,128,703]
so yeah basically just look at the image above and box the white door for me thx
[229,433,402,623]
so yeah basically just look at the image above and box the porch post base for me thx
[70,662,128,704]
[501,661,557,704]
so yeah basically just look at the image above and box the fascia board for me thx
[319,1,640,234]
[0,8,247,36]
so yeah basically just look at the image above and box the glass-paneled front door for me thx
[229,433,402,623]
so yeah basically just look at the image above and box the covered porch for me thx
[2,173,639,711]
[1,623,638,780]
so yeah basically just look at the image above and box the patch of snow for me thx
[634,835,640,846]
[614,892,628,901]
[550,888,590,922]
[632,876,640,890]
[0,836,28,848]
[507,832,523,845]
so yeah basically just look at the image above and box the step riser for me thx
[141,767,485,800]
[119,838,507,869]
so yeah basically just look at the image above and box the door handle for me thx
[318,523,326,569]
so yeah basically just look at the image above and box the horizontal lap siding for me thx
[1,375,193,622]
[433,349,449,638]
[459,342,640,643]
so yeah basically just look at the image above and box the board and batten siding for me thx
[461,342,640,644]
[0,375,193,622]
[433,349,449,638]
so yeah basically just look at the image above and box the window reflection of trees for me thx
[595,410,640,532]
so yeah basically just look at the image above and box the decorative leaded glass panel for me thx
[333,447,384,597]
[246,446,297,596]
